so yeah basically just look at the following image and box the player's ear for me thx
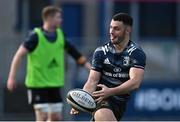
[126,26,132,34]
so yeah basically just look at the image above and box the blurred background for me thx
[0,0,180,121]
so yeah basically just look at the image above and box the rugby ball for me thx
[66,89,96,113]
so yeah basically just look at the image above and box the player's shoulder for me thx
[26,28,39,39]
[127,40,146,56]
[94,42,112,55]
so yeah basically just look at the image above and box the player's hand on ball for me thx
[93,84,112,103]
[7,78,16,91]
[70,108,79,115]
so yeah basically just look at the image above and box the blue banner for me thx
[123,81,180,120]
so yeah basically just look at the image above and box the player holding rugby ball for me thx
[71,13,146,121]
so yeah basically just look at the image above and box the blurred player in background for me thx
[7,6,91,121]
[71,13,146,121]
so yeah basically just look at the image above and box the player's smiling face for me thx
[109,20,127,44]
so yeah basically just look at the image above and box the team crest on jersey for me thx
[123,56,130,66]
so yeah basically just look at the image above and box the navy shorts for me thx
[92,97,127,121]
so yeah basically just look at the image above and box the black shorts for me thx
[92,97,127,121]
[27,87,62,105]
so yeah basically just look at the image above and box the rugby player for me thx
[71,13,146,121]
[7,6,91,121]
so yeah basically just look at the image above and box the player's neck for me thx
[114,37,129,53]
[43,23,56,32]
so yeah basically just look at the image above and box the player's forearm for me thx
[77,56,88,65]
[8,54,23,79]
[76,56,91,70]
[110,79,140,95]
[83,79,98,94]
[77,56,86,65]
[8,45,28,80]
[83,70,101,94]
[110,68,144,95]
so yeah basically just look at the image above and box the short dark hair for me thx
[42,6,61,21]
[112,13,133,26]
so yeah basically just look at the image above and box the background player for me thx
[7,6,91,121]
[71,13,146,121]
